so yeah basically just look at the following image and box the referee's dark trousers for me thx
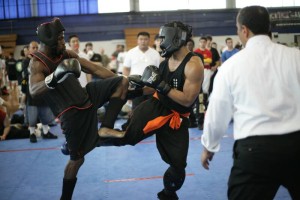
[228,130,300,200]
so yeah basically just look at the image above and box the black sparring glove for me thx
[45,58,81,89]
[141,65,171,95]
[156,80,171,95]
[127,74,145,89]
[126,74,144,100]
[141,65,162,87]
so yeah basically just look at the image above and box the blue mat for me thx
[0,120,291,200]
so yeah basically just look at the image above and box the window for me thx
[38,0,98,17]
[0,0,31,19]
[236,0,300,8]
[139,0,226,11]
[0,0,98,19]
[98,0,130,13]
[1,0,300,20]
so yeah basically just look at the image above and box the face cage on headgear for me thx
[36,18,65,48]
[159,26,187,58]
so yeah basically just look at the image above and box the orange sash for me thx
[143,92,190,134]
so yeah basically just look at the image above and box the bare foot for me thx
[98,127,125,138]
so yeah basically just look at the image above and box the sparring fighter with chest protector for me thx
[101,21,204,200]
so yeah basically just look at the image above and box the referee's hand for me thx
[201,147,214,170]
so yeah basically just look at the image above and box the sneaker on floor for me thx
[42,131,58,139]
[30,134,37,143]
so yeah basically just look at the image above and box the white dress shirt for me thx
[202,35,300,152]
[123,46,161,75]
[77,51,89,87]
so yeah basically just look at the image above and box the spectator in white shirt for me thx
[201,6,300,200]
[68,35,91,87]
[123,31,161,109]
[116,50,127,74]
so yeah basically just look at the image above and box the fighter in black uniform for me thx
[29,18,131,200]
[102,21,204,200]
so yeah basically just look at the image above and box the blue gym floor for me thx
[0,120,292,200]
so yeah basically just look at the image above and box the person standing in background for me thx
[111,44,125,73]
[99,48,111,69]
[205,35,220,97]
[123,31,161,110]
[194,36,212,130]
[186,38,204,128]
[153,34,165,63]
[85,42,102,81]
[116,46,127,74]
[221,37,239,63]
[0,46,8,95]
[23,41,58,143]
[5,52,18,90]
[68,35,91,87]
[111,44,124,60]
[16,46,29,87]
[206,35,220,73]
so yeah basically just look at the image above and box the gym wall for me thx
[1,7,299,57]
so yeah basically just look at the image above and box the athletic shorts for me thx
[60,76,123,160]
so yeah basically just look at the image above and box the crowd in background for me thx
[0,33,294,141]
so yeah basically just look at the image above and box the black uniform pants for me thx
[228,130,300,200]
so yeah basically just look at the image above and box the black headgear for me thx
[36,18,65,47]
[159,21,192,58]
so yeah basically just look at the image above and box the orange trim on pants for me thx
[143,92,190,134]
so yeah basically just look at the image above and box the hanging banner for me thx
[270,10,300,27]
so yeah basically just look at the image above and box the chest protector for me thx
[31,51,91,117]
[157,52,194,113]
